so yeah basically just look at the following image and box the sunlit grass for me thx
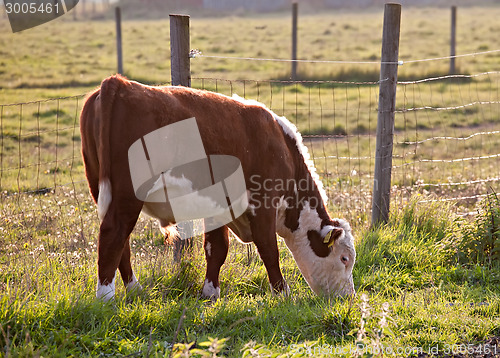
[1,193,500,356]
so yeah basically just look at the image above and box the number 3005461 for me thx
[5,2,61,14]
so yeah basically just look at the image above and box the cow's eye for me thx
[341,256,349,264]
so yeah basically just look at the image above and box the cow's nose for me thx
[341,283,355,298]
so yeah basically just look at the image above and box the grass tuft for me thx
[1,196,499,356]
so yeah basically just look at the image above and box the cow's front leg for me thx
[202,226,229,300]
[250,207,289,295]
[97,197,142,301]
[118,238,142,294]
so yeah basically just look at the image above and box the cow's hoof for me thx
[125,274,143,296]
[202,279,220,301]
[96,278,116,301]
[126,282,143,295]
[271,282,291,297]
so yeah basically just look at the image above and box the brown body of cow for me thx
[80,75,356,301]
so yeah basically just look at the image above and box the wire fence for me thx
[394,71,500,206]
[193,48,500,65]
[1,70,499,248]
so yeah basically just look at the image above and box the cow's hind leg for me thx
[97,196,142,301]
[118,238,142,294]
[202,226,229,300]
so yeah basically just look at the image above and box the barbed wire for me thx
[192,49,500,66]
[415,177,500,188]
[314,155,372,161]
[0,71,498,108]
[192,76,386,86]
[14,125,78,139]
[194,53,388,65]
[392,153,500,168]
[303,133,372,139]
[398,71,500,84]
[396,130,500,145]
[396,101,500,113]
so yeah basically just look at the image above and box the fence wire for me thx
[1,73,499,249]
[394,71,500,204]
[190,77,379,220]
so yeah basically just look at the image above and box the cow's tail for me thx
[96,75,125,222]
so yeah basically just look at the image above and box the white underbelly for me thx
[227,213,253,243]
[142,202,175,227]
[142,201,254,243]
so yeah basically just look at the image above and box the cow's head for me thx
[304,220,356,296]
[281,202,356,297]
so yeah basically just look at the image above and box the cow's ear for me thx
[323,228,343,247]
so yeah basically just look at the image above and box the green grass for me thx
[1,194,500,356]
[1,5,500,356]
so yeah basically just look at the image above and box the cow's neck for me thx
[277,162,331,243]
[271,117,332,247]
[275,167,334,285]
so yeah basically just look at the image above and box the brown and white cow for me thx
[80,74,356,301]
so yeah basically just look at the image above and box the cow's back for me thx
[80,75,298,211]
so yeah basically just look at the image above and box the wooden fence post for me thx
[170,14,191,87]
[450,6,457,75]
[371,3,401,227]
[169,14,192,261]
[115,7,123,75]
[291,2,298,81]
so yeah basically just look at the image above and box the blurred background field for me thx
[2,5,500,88]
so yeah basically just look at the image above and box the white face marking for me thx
[282,202,356,297]
[96,274,116,301]
[125,273,142,293]
[202,279,220,300]
[205,242,212,257]
[97,179,112,222]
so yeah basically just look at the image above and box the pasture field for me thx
[1,4,500,357]
[2,193,500,357]
[1,6,500,89]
